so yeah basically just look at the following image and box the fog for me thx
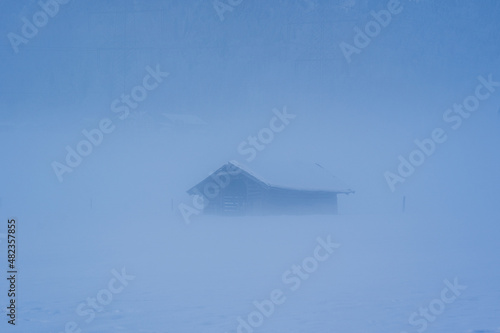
[1,1,499,332]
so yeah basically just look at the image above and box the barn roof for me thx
[187,160,354,195]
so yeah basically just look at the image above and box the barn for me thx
[186,161,354,215]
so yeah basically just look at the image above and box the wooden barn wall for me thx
[202,172,338,215]
[203,173,265,215]
[262,187,338,215]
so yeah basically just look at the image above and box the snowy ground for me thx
[1,110,499,333]
[3,209,499,333]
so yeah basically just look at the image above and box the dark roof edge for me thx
[269,185,355,195]
[186,161,268,195]
[186,161,355,196]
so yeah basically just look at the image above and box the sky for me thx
[0,0,500,230]
[1,0,500,217]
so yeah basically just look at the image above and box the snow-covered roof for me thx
[188,160,354,195]
[228,160,354,194]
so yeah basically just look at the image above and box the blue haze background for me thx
[0,0,499,332]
